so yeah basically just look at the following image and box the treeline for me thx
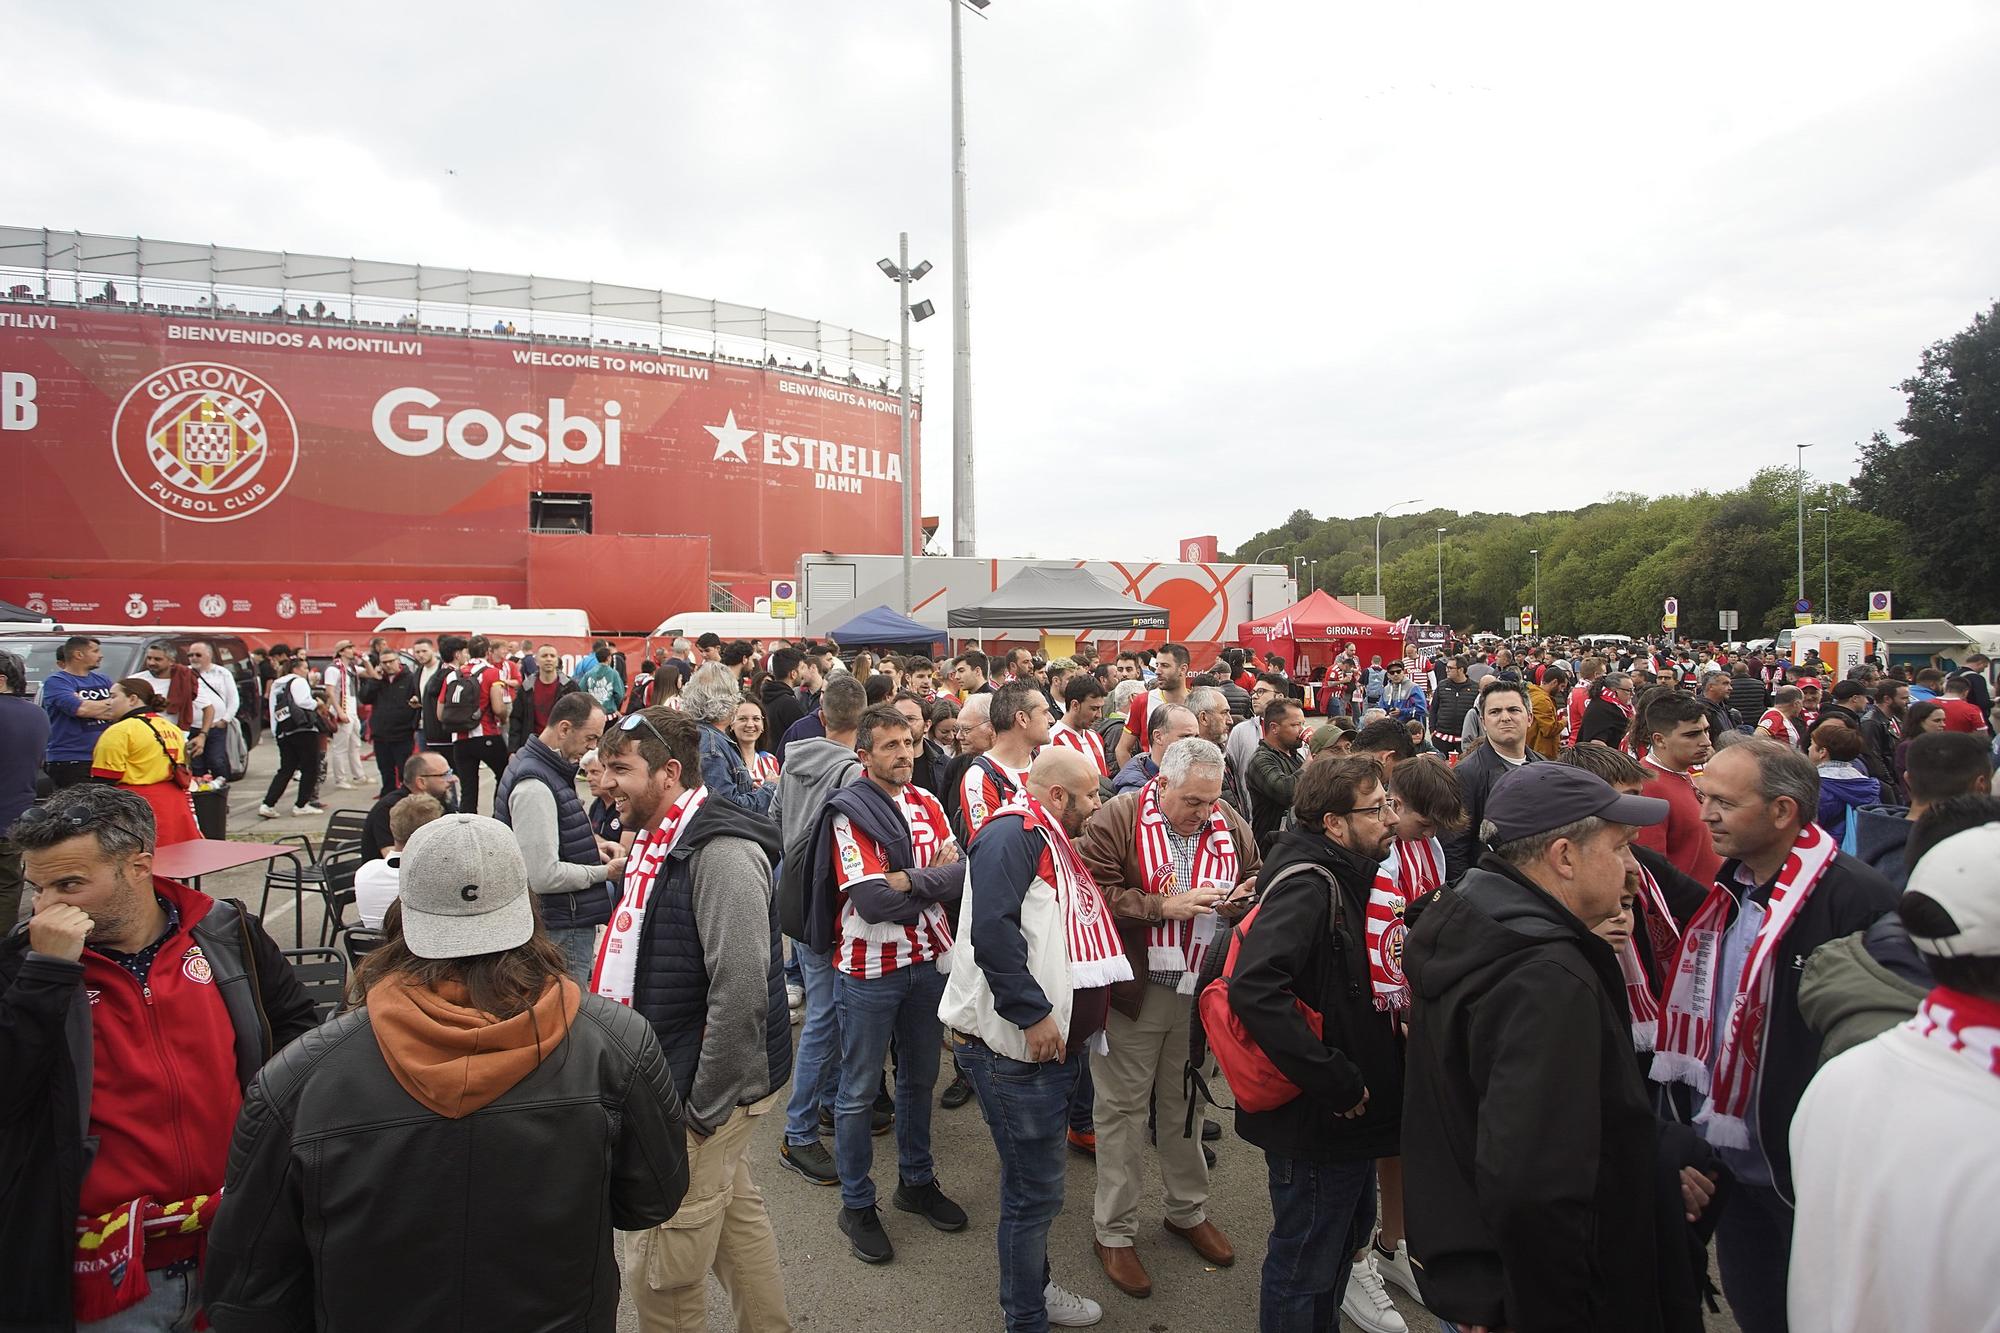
[1231,301,2000,637]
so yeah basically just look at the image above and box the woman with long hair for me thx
[729,699,780,784]
[928,697,963,756]
[90,677,202,845]
[1893,700,1948,779]
[1576,671,1636,750]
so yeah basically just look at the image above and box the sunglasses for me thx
[619,711,674,750]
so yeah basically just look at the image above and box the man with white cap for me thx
[203,813,690,1331]
[1788,813,2000,1333]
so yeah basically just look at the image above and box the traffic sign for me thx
[1795,597,1813,628]
[1868,590,1892,622]
[1719,610,1739,633]
[1662,597,1678,630]
[769,579,797,619]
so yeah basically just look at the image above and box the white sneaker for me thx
[256,803,280,819]
[1373,1236,1423,1303]
[1044,1279,1103,1328]
[787,982,805,1010]
[1341,1253,1408,1333]
[292,803,325,816]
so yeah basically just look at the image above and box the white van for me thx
[649,611,800,641]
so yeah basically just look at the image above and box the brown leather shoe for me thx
[1094,1240,1152,1298]
[1164,1217,1235,1266]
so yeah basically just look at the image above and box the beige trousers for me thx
[1090,979,1210,1246]
[621,1094,792,1332]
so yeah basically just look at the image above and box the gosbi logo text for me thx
[372,387,622,466]
[705,410,902,494]
[112,363,299,523]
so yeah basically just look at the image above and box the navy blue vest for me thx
[494,738,612,929]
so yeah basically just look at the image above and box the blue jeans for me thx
[956,1035,1079,1333]
[79,1268,199,1332]
[784,939,842,1145]
[1260,1153,1376,1333]
[1069,1055,1094,1133]
[546,924,599,985]
[1716,1180,1793,1333]
[834,960,946,1210]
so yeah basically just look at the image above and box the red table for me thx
[154,840,311,943]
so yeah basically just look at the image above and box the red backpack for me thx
[1190,862,1335,1115]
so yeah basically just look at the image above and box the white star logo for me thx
[705,410,755,463]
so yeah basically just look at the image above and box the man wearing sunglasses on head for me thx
[1,784,318,1331]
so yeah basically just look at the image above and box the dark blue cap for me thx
[1485,763,1668,844]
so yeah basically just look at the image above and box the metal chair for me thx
[281,948,349,1023]
[260,808,371,947]
[343,928,386,970]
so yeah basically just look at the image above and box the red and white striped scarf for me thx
[1619,858,1679,1052]
[983,792,1133,991]
[591,786,708,1004]
[1651,822,1837,1146]
[1758,708,1803,749]
[1366,835,1444,1011]
[1048,719,1109,777]
[1906,986,2000,1080]
[1133,777,1239,991]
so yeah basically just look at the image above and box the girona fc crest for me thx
[112,362,299,523]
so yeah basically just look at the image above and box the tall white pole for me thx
[898,232,914,616]
[1796,443,1812,609]
[950,0,975,556]
[1436,528,1447,626]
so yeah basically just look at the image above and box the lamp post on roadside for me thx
[877,237,934,615]
[1375,498,1421,597]
[1529,548,1540,637]
[1436,528,1449,627]
[1796,442,1814,609]
[1814,505,1831,619]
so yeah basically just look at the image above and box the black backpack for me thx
[438,669,483,734]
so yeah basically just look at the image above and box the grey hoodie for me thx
[772,734,861,941]
[1842,802,1912,890]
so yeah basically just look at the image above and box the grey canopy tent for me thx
[945,566,1168,632]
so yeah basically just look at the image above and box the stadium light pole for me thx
[1436,528,1449,627]
[1795,442,1813,610]
[1374,498,1421,597]
[949,0,989,557]
[879,236,934,616]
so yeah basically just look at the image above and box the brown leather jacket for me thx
[1077,788,1262,1018]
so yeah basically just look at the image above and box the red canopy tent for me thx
[1237,590,1405,677]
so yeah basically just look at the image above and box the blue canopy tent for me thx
[823,604,948,654]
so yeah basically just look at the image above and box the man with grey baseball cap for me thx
[1399,764,1709,1332]
[204,813,689,1332]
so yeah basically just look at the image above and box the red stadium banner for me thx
[0,306,917,630]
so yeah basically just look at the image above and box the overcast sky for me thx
[8,2,1998,560]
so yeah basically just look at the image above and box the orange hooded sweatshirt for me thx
[366,974,581,1118]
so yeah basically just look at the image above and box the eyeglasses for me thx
[619,710,673,750]
[1346,798,1402,819]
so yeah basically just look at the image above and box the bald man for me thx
[942,746,1129,1329]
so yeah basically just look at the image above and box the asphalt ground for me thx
[195,740,1743,1333]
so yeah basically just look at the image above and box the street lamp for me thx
[1251,545,1286,566]
[1814,504,1831,618]
[1307,559,1318,594]
[1436,528,1449,627]
[879,234,934,615]
[949,0,990,556]
[1796,442,1814,610]
[1529,548,1540,637]
[1374,498,1421,597]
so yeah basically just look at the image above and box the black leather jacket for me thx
[203,994,689,1333]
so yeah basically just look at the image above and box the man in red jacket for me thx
[1,784,316,1331]
[1634,691,1723,888]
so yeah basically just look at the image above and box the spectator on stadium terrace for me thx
[1225,675,1283,811]
[956,681,1051,843]
[1894,699,1949,779]
[494,692,622,984]
[759,647,809,760]
[802,706,970,1265]
[1401,764,1710,1333]
[1442,681,1541,881]
[1111,702,1198,797]
[1232,755,1413,1333]
[1428,657,1479,761]
[0,650,49,928]
[92,679,202,847]
[772,675,872,1187]
[594,707,792,1329]
[681,662,776,815]
[943,747,1121,1330]
[731,698,782,786]
[1810,720,1881,842]
[441,636,509,812]
[206,814,689,1333]
[259,655,325,818]
[182,641,241,782]
[1049,674,1111,779]
[1575,672,1636,749]
[1114,643,1192,770]
[1644,740,1899,1333]
[1841,729,1994,889]
[507,644,581,752]
[351,791,445,930]
[1635,690,1722,886]
[1079,737,1258,1301]
[1937,672,1992,735]
[1247,697,1307,855]
[317,640,370,790]
[361,750,457,863]
[4,785,315,1331]
[1788,813,2000,1333]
